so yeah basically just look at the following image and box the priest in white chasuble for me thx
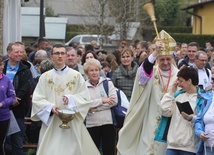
[31,44,100,155]
[117,30,179,155]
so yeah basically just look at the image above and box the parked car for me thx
[65,34,112,47]
[65,34,100,46]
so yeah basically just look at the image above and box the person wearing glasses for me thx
[178,42,211,70]
[194,51,212,91]
[31,44,100,155]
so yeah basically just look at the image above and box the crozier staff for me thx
[117,30,178,155]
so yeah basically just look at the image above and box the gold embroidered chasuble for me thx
[117,65,178,155]
[31,68,100,155]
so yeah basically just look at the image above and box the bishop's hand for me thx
[152,38,164,57]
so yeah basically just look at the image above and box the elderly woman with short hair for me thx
[83,59,117,155]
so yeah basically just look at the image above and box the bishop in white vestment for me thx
[117,30,179,155]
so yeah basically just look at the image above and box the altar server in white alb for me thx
[117,30,178,155]
[31,44,100,155]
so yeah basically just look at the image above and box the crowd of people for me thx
[0,32,214,155]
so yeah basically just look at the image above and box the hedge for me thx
[157,26,192,33]
[151,33,214,48]
[172,33,214,48]
[143,26,192,34]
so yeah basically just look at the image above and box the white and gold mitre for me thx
[152,30,176,56]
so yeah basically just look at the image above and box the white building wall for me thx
[21,7,41,37]
[21,7,67,40]
[3,0,21,54]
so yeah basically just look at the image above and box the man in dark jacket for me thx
[28,38,50,63]
[135,41,148,65]
[3,42,32,155]
[178,42,211,70]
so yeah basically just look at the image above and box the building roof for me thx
[182,0,214,10]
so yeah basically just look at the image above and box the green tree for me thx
[154,0,197,27]
[45,6,55,17]
[155,0,179,26]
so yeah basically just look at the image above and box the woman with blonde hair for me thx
[112,48,139,101]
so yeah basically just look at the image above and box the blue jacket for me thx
[195,91,213,155]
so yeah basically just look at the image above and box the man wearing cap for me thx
[117,30,179,155]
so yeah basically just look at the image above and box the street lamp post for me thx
[39,0,45,38]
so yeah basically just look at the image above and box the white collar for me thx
[54,66,68,74]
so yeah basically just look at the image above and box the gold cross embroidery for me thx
[55,85,64,95]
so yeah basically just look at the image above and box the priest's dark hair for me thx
[51,44,66,54]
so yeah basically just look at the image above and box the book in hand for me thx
[176,101,194,115]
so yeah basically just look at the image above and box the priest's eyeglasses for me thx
[198,59,208,62]
[52,52,66,56]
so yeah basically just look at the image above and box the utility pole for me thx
[39,0,45,38]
